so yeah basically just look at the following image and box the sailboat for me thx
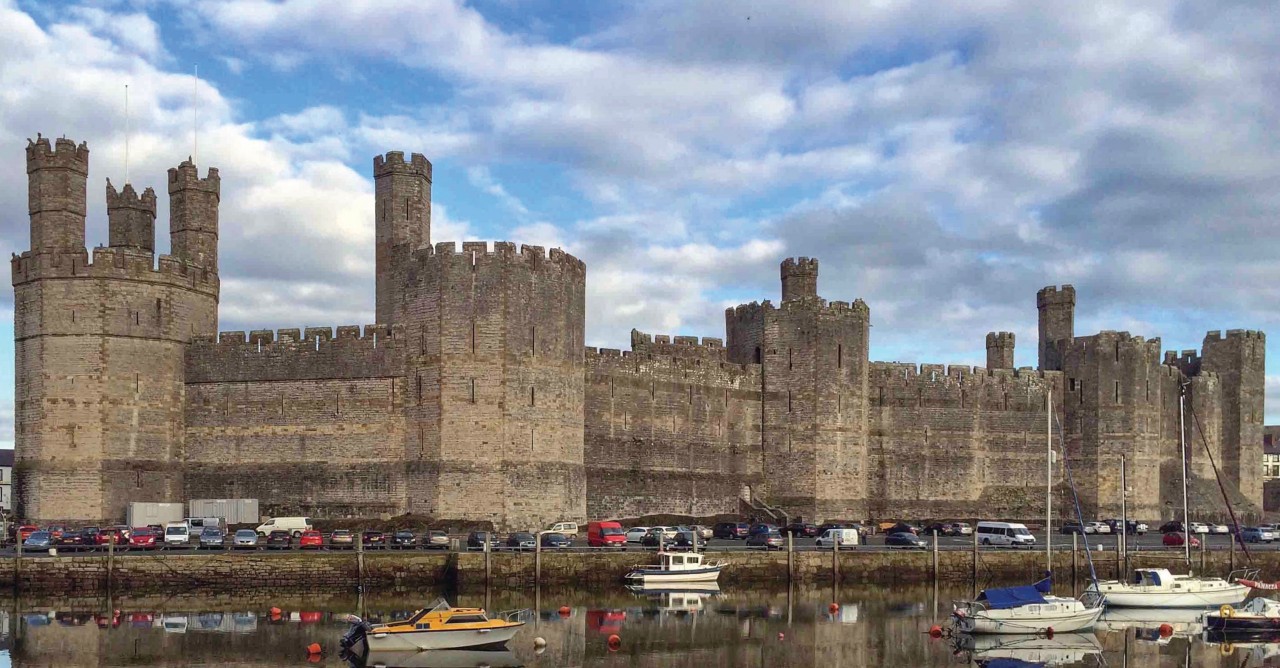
[1085,381,1249,608]
[951,391,1105,634]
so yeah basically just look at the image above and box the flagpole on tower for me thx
[192,65,199,164]
[124,84,130,183]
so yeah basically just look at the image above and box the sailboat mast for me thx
[1179,382,1190,565]
[1047,389,1052,574]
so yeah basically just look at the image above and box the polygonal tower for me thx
[1037,285,1075,371]
[374,151,431,325]
[986,331,1015,369]
[13,136,219,524]
[1201,329,1266,503]
[726,257,870,521]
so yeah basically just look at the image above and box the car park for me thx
[330,530,355,549]
[816,528,859,548]
[506,532,536,551]
[783,522,818,537]
[746,530,784,550]
[23,531,52,549]
[1163,532,1200,548]
[198,528,225,550]
[299,530,324,549]
[625,527,651,543]
[713,522,751,540]
[361,531,385,550]
[233,529,260,550]
[885,532,928,549]
[541,532,572,549]
[128,528,160,550]
[466,531,500,551]
[587,521,625,548]
[1241,527,1274,543]
[265,530,292,550]
[421,530,450,550]
[390,531,417,549]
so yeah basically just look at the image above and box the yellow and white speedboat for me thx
[341,599,526,654]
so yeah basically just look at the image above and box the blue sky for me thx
[1,0,1280,448]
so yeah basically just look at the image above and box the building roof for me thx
[0,449,12,467]
[1265,426,1280,456]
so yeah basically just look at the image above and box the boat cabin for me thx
[1128,569,1176,588]
[659,551,705,570]
[375,598,495,632]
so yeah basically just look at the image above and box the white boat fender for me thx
[534,637,547,648]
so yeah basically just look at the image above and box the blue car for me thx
[1241,527,1275,543]
[23,531,52,549]
[885,532,928,549]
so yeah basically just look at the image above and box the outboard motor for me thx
[339,615,372,653]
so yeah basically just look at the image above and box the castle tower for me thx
[1037,285,1075,371]
[168,159,220,270]
[727,258,870,521]
[374,151,431,324]
[26,136,89,253]
[986,331,1015,369]
[106,180,156,253]
[13,138,220,524]
[1201,330,1266,503]
[781,257,819,302]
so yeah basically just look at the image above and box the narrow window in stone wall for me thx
[1115,381,1120,404]
[787,390,792,412]
[688,386,693,404]
[471,321,476,353]
[1079,383,1084,405]
[1145,380,1150,401]
[470,378,476,403]
[531,326,537,356]
[610,379,615,397]
[135,373,140,393]
[837,344,843,368]
[335,391,341,416]
[134,311,140,325]
[136,470,142,488]
[754,347,761,364]
[623,411,628,430]
[71,310,75,323]
[405,197,411,220]
[1115,342,1121,362]
[530,427,535,452]
[651,382,655,399]
[416,375,422,405]
[788,348,793,369]
[155,298,162,322]
[530,386,535,406]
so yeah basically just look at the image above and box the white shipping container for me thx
[188,499,259,525]
[127,502,185,527]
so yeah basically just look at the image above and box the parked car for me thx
[198,528,225,550]
[816,528,859,548]
[641,529,665,548]
[817,522,847,536]
[506,532,537,551]
[298,530,324,549]
[748,523,777,536]
[97,527,128,548]
[1163,532,1200,548]
[361,531,385,550]
[886,532,928,549]
[1209,523,1230,535]
[669,531,704,551]
[1060,522,1089,534]
[46,525,67,540]
[56,530,87,549]
[783,522,818,537]
[652,526,678,539]
[693,525,714,540]
[17,525,38,541]
[265,530,293,550]
[587,521,625,548]
[421,530,450,550]
[233,529,260,550]
[1125,521,1149,535]
[746,530,785,550]
[162,523,188,548]
[976,522,1036,548]
[1087,521,1111,534]
[1188,522,1210,534]
[1159,521,1185,534]
[466,531,500,551]
[950,522,973,535]
[111,525,133,540]
[625,527,651,543]
[1241,527,1275,543]
[128,528,160,550]
[541,532,572,549]
[390,531,417,549]
[330,530,355,549]
[23,531,52,549]
[255,517,312,538]
[713,522,751,540]
[922,523,953,536]
[546,522,579,539]
[885,522,917,536]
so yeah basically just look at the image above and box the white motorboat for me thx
[951,578,1105,634]
[624,551,722,585]
[340,599,526,654]
[1204,596,1280,634]
[1096,604,1206,639]
[1087,567,1249,608]
[954,632,1103,665]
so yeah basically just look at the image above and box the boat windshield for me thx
[426,598,452,614]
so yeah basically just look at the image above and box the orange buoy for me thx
[269,607,282,616]
[828,603,839,613]
[929,625,943,638]
[306,643,322,655]
[607,634,621,651]
[559,605,571,616]
[1159,623,1174,638]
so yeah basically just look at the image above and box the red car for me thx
[128,527,160,550]
[1162,532,1200,548]
[298,530,324,549]
[97,527,127,547]
[17,525,38,541]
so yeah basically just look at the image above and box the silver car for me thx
[23,531,52,549]
[233,529,259,550]
[198,528,225,550]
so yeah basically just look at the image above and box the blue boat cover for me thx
[976,578,1052,610]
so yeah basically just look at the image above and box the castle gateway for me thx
[12,137,1264,528]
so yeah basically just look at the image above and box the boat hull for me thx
[954,605,1103,634]
[352,622,523,652]
[624,566,721,584]
[1091,583,1247,608]
[1205,616,1280,633]
[356,649,522,667]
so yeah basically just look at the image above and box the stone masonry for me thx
[11,135,1266,528]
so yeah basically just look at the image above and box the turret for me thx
[26,135,89,253]
[781,257,819,301]
[106,179,156,253]
[374,150,432,324]
[168,158,220,271]
[1037,285,1075,371]
[986,331,1015,369]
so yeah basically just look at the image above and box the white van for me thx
[186,517,222,531]
[547,521,579,538]
[815,528,860,548]
[255,517,313,537]
[976,521,1036,548]
[164,522,191,547]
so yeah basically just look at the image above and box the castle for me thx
[12,137,1266,528]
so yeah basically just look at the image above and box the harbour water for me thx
[0,584,1273,666]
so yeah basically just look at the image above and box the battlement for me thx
[780,256,819,301]
[870,361,1062,386]
[630,329,726,361]
[586,346,762,384]
[167,159,220,196]
[1205,329,1266,342]
[986,331,1015,346]
[11,246,218,292]
[26,135,88,174]
[407,240,586,275]
[105,180,156,212]
[374,151,432,179]
[1036,284,1076,307]
[205,324,401,347]
[188,324,405,383]
[725,298,870,319]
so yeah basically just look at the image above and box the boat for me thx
[343,648,523,668]
[1204,596,1280,633]
[624,551,722,585]
[1086,567,1249,608]
[952,577,1105,634]
[1095,604,1206,639]
[339,599,526,655]
[954,632,1103,665]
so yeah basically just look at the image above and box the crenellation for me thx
[304,327,332,342]
[26,135,89,172]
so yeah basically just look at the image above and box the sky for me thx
[1,1,1279,448]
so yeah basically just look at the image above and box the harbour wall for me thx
[0,547,1264,595]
